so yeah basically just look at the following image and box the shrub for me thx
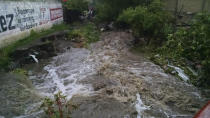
[95,0,153,22]
[117,0,173,45]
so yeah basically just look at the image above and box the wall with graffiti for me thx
[0,1,63,47]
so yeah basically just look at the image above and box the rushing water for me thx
[35,48,95,99]
[1,31,209,118]
[168,64,189,81]
[135,93,150,118]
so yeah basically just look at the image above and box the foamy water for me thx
[33,48,96,100]
[135,93,150,118]
[168,64,189,81]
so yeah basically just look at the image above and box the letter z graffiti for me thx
[0,14,15,33]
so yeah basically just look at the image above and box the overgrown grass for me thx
[0,24,69,70]
[68,22,100,47]
[11,68,28,76]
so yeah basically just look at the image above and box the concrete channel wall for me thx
[0,1,63,48]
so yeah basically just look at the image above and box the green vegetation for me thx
[0,24,69,70]
[158,12,210,88]
[96,0,173,45]
[95,0,153,22]
[68,22,100,47]
[118,0,173,45]
[41,92,77,118]
[11,68,28,77]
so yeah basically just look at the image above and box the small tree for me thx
[117,0,173,45]
[41,92,73,118]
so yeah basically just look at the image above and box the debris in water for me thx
[135,93,150,118]
[168,64,189,81]
[100,28,105,32]
[29,54,39,63]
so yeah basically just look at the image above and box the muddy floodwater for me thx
[0,31,209,118]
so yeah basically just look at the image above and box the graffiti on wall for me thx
[0,14,15,33]
[15,7,38,31]
[39,8,50,25]
[50,8,63,21]
[0,1,63,36]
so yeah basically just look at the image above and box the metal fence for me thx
[163,0,210,25]
[164,0,210,13]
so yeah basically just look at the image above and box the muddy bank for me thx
[0,73,41,118]
[7,31,70,70]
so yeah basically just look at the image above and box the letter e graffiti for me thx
[0,16,7,32]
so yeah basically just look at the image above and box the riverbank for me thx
[0,24,69,71]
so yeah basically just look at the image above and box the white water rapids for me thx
[34,48,95,100]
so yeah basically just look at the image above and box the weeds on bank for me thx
[11,68,28,77]
[41,92,77,118]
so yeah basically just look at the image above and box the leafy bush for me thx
[95,0,153,22]
[162,12,210,88]
[63,0,88,12]
[117,0,173,45]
